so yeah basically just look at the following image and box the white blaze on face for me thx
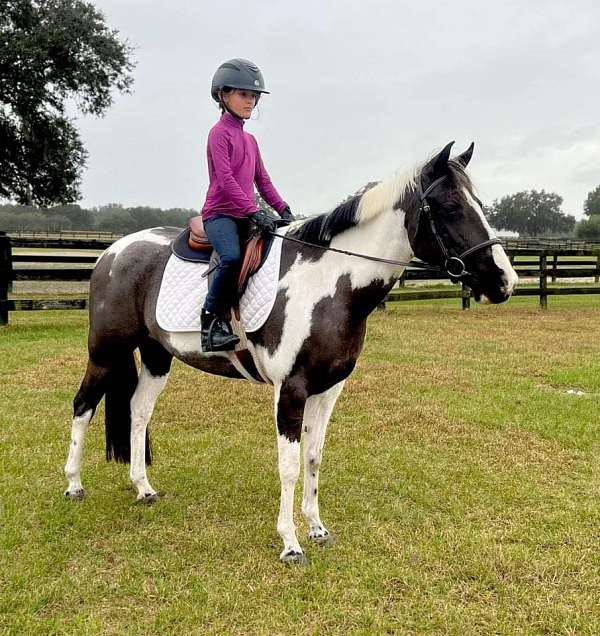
[463,188,518,297]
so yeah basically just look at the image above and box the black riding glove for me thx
[250,209,277,233]
[278,206,295,225]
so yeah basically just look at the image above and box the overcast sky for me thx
[76,0,600,218]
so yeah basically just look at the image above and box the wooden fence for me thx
[7,229,122,240]
[0,234,112,326]
[2,232,600,326]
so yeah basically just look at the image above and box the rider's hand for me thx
[278,206,295,225]
[250,209,277,233]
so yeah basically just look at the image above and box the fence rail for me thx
[2,233,600,325]
[7,229,122,240]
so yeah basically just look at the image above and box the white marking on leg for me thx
[64,408,93,495]
[273,384,303,559]
[277,435,302,558]
[301,382,345,539]
[129,365,168,499]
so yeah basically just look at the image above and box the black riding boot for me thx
[201,309,239,352]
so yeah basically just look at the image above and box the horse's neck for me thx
[329,207,412,289]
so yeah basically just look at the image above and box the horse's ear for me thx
[423,141,455,181]
[455,142,474,168]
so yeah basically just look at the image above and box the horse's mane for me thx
[290,157,478,248]
[290,168,418,247]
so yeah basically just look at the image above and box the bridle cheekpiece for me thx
[416,174,501,281]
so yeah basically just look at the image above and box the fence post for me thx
[540,253,548,310]
[461,282,471,310]
[596,254,599,284]
[551,252,558,283]
[0,232,12,326]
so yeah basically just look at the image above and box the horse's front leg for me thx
[301,381,345,544]
[274,379,307,563]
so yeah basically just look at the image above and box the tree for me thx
[0,0,134,206]
[583,185,600,217]
[575,216,600,240]
[486,190,576,236]
[96,209,136,234]
[43,203,94,229]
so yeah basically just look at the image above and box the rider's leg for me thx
[202,215,242,351]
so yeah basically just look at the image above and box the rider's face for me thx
[222,89,259,119]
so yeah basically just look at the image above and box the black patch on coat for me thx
[285,274,394,396]
[139,337,173,377]
[276,376,308,442]
[256,288,288,356]
[73,358,111,419]
[274,274,395,442]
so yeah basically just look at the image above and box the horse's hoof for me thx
[280,550,308,566]
[309,531,335,547]
[64,488,85,500]
[309,527,334,545]
[136,492,160,504]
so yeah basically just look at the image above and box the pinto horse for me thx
[64,142,518,563]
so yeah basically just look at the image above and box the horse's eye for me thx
[443,205,460,215]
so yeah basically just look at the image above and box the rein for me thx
[271,175,501,280]
[271,232,440,272]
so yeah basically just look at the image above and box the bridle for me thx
[270,173,502,281]
[415,174,502,280]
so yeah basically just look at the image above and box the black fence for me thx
[2,233,600,326]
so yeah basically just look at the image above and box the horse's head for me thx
[403,142,518,304]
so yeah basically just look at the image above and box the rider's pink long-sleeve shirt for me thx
[201,112,288,221]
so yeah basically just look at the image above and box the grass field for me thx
[1,298,599,635]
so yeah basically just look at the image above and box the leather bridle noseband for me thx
[270,173,502,281]
[415,174,502,280]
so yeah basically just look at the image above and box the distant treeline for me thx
[0,203,198,234]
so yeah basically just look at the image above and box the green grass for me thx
[1,298,599,635]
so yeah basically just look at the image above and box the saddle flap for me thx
[238,235,265,293]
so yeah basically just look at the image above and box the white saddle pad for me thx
[156,226,288,333]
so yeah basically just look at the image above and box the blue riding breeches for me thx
[202,215,249,315]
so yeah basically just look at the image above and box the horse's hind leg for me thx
[301,381,345,544]
[64,359,110,499]
[129,338,172,503]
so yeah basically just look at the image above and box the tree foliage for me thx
[486,190,576,236]
[575,215,600,240]
[583,185,600,217]
[0,0,134,205]
[0,202,196,233]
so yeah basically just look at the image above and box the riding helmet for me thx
[211,58,269,102]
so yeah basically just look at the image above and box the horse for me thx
[64,141,518,563]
